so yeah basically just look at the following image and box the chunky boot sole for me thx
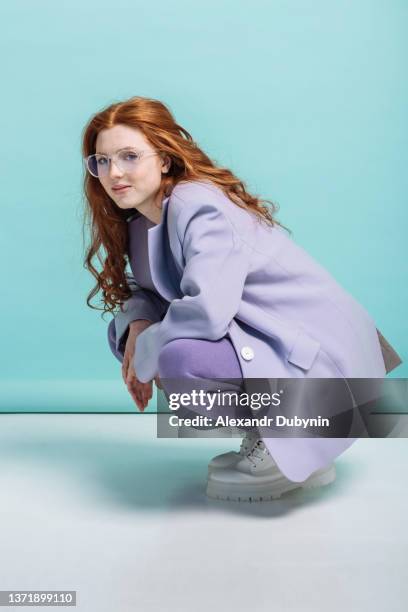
[208,459,281,476]
[206,463,336,502]
[207,455,240,474]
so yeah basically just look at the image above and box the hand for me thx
[122,320,153,411]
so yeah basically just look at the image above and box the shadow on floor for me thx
[0,426,354,518]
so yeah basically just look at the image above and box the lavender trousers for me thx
[157,337,255,424]
[108,327,242,382]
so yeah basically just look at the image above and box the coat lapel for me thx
[147,194,182,302]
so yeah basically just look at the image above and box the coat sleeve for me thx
[107,272,169,363]
[133,200,252,382]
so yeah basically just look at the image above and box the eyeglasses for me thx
[84,148,160,178]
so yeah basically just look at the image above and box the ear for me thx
[161,154,172,174]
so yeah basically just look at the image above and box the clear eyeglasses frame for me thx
[84,148,160,178]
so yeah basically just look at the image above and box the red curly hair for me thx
[81,95,287,317]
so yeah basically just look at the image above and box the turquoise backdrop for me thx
[1,0,406,411]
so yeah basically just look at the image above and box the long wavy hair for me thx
[82,95,289,317]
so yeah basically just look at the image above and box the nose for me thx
[108,159,124,179]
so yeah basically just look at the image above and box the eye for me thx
[123,152,139,161]
[96,156,108,166]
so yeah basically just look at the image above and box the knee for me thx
[158,339,198,378]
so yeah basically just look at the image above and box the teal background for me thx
[0,0,406,411]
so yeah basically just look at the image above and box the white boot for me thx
[207,429,278,473]
[206,439,336,502]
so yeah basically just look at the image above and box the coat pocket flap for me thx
[287,331,321,371]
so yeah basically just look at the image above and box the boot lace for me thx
[245,439,269,466]
[239,429,259,455]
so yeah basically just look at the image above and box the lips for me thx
[112,185,131,192]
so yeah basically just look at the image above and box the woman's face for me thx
[95,124,170,218]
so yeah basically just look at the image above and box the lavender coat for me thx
[108,179,402,481]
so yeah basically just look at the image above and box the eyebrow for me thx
[95,146,141,155]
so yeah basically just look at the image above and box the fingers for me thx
[122,350,153,411]
[141,381,153,410]
[126,366,153,412]
[122,331,154,410]
[121,353,129,385]
[131,381,152,412]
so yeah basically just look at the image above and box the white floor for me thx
[0,414,407,612]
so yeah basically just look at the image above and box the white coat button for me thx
[241,346,254,361]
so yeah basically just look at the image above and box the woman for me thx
[82,96,402,502]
